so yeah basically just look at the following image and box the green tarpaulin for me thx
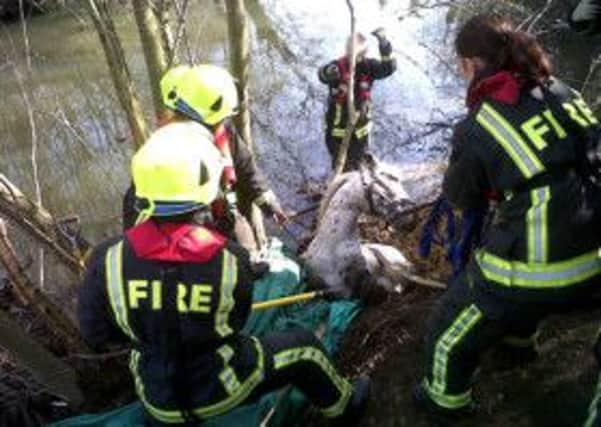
[51,240,361,427]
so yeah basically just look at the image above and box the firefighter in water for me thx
[123,64,286,251]
[79,123,370,426]
[318,30,396,171]
[414,15,601,421]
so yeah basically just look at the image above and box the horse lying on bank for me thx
[302,155,443,298]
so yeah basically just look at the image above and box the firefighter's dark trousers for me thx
[422,270,601,412]
[325,131,369,172]
[146,329,352,426]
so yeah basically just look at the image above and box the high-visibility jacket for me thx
[444,71,601,294]
[78,220,263,422]
[318,40,396,140]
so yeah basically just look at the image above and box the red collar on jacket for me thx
[126,220,227,263]
[466,71,521,110]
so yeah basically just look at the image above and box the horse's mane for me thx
[318,173,353,222]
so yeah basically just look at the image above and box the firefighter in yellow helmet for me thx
[122,64,287,251]
[80,123,370,426]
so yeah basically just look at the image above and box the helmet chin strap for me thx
[135,199,156,226]
[174,98,205,124]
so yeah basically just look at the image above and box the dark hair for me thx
[455,15,552,85]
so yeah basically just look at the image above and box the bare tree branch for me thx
[85,0,149,148]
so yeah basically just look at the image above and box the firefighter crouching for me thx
[318,30,396,171]
[123,64,286,252]
[413,15,601,421]
[79,124,370,426]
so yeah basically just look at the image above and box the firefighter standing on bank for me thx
[413,15,601,421]
[318,30,396,171]
[79,124,370,426]
[123,64,286,252]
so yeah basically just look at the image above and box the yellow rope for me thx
[251,290,326,312]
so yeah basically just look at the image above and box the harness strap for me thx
[419,198,487,277]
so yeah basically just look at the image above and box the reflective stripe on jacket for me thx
[444,77,601,290]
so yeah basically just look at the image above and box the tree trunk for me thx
[225,0,252,147]
[133,0,170,119]
[224,0,266,247]
[153,0,176,65]
[333,0,358,178]
[85,0,148,148]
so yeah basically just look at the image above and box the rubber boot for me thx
[413,382,477,426]
[331,376,371,426]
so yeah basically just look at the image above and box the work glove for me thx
[265,199,289,226]
[258,192,289,226]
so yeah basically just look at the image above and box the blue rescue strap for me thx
[419,197,487,277]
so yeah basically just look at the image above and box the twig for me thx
[520,0,554,33]
[18,0,32,72]
[170,0,192,64]
[582,54,601,96]
[399,269,446,290]
[10,60,45,291]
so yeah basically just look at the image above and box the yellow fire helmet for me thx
[132,121,224,220]
[160,64,239,126]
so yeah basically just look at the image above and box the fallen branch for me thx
[398,269,446,290]
[0,308,84,407]
[0,174,87,277]
[0,220,88,352]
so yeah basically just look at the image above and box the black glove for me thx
[371,27,392,57]
[371,27,386,41]
[324,63,341,81]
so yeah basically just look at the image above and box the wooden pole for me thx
[224,0,267,248]
[332,0,358,177]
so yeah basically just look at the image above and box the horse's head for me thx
[358,153,416,229]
